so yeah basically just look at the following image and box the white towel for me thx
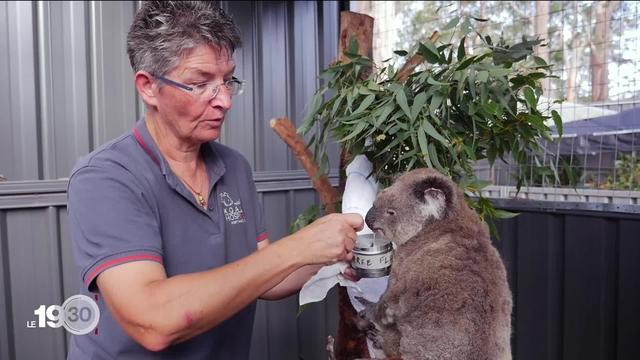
[299,155,389,306]
[299,262,361,306]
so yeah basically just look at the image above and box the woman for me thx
[66,1,362,359]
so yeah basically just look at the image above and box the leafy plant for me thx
[297,15,567,234]
[602,154,640,190]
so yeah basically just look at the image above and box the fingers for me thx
[342,266,361,281]
[341,213,365,231]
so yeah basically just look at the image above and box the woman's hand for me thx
[288,213,364,265]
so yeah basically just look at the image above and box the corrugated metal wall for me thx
[2,1,639,360]
[0,1,342,359]
[493,202,640,360]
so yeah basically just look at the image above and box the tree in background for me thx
[391,1,637,105]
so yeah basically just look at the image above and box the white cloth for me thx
[299,262,361,306]
[299,155,389,305]
[298,154,390,357]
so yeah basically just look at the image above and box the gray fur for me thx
[363,168,512,360]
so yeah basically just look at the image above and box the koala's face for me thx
[365,168,454,245]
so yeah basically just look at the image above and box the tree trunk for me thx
[564,2,583,103]
[534,1,551,96]
[591,1,620,102]
[335,11,374,360]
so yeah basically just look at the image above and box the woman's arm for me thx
[257,239,360,300]
[96,213,362,352]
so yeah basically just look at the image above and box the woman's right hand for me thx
[288,213,364,265]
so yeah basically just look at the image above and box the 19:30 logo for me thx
[29,295,100,335]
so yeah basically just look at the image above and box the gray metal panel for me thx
[616,220,640,359]
[36,1,91,180]
[255,1,291,172]
[89,1,138,147]
[249,299,270,360]
[319,1,341,169]
[221,1,258,168]
[0,1,40,181]
[291,1,319,172]
[0,211,15,360]
[6,208,66,359]
[0,1,342,359]
[262,191,299,360]
[513,212,564,360]
[562,216,617,359]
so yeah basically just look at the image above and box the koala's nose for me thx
[365,207,377,229]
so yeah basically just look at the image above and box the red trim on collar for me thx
[133,127,161,168]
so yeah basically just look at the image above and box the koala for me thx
[360,168,512,360]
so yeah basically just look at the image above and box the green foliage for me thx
[289,204,320,234]
[602,154,640,191]
[298,15,568,232]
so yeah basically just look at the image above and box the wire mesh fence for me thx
[351,1,640,200]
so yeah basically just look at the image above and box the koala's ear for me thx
[413,176,448,203]
[424,188,445,202]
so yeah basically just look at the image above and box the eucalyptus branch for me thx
[298,15,568,235]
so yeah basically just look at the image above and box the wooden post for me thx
[334,10,374,360]
[338,11,374,63]
[269,10,376,359]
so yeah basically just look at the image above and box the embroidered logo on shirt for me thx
[219,192,246,224]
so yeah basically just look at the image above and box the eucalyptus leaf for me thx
[422,118,449,146]
[411,92,428,121]
[493,209,519,219]
[442,16,460,31]
[428,77,450,86]
[477,70,489,83]
[460,17,473,35]
[299,90,324,134]
[457,37,466,61]
[523,87,537,109]
[419,42,442,64]
[429,93,444,115]
[354,94,376,115]
[395,88,412,119]
[551,110,563,137]
[428,143,446,173]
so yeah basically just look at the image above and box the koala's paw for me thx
[366,326,384,349]
[356,309,375,332]
[326,335,335,360]
[381,307,395,326]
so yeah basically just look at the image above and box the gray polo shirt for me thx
[66,119,267,359]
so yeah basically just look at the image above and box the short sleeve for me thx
[252,187,268,243]
[67,164,163,292]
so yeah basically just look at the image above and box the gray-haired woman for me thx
[66,2,362,359]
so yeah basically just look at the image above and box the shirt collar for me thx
[133,119,226,185]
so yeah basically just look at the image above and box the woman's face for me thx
[154,45,236,144]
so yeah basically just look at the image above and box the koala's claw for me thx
[354,295,374,307]
[356,310,372,331]
[366,327,384,349]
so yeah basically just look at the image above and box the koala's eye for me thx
[386,209,397,216]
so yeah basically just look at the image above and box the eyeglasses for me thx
[155,75,245,100]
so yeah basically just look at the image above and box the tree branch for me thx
[394,31,440,83]
[269,118,337,214]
